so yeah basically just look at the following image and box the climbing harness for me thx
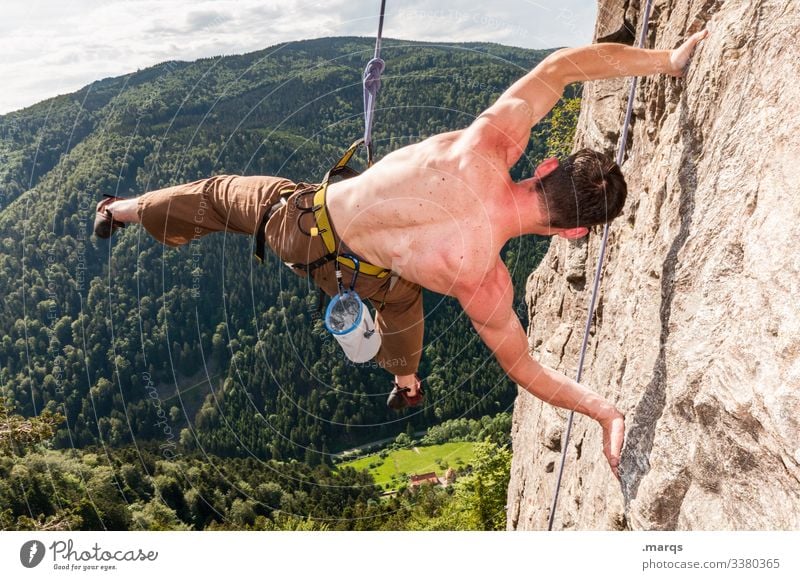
[254,138,392,279]
[547,0,655,531]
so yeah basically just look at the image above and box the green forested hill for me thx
[0,37,569,463]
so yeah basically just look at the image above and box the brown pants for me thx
[137,175,423,374]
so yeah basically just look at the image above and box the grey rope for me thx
[363,0,387,163]
[547,0,655,531]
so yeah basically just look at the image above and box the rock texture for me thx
[508,0,800,530]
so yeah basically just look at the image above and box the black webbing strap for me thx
[254,209,271,262]
[254,187,293,262]
[289,250,338,275]
[324,139,364,182]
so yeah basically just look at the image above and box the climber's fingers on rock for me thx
[669,29,709,77]
[601,412,625,480]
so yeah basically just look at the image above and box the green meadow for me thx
[339,442,477,491]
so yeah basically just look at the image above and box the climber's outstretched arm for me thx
[455,262,624,478]
[464,30,708,168]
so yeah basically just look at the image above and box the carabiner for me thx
[335,253,361,295]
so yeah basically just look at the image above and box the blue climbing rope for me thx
[547,0,656,531]
[363,0,387,165]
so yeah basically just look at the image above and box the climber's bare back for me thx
[326,129,513,296]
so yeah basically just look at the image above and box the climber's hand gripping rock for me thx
[669,29,709,76]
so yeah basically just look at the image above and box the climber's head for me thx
[532,149,627,239]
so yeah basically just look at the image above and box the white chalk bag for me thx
[323,254,381,363]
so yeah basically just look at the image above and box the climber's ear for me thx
[556,227,589,239]
[534,157,559,180]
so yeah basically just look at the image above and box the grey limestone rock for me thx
[508,0,800,531]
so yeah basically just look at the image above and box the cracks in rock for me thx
[550,324,572,363]
[619,89,699,518]
[612,510,628,531]
[566,237,588,288]
[598,23,636,45]
[594,292,604,334]
[744,181,759,216]
[544,421,563,452]
[708,2,762,137]
[617,355,628,386]
[652,184,667,225]
[598,0,636,45]
[648,467,692,530]
[784,456,800,486]
[648,80,668,134]
[508,479,522,529]
[777,0,796,20]
[696,0,723,25]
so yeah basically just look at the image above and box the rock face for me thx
[508,0,800,530]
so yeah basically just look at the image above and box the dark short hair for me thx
[536,148,627,229]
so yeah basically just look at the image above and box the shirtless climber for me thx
[94,31,707,477]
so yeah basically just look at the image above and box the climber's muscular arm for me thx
[463,31,708,168]
[455,262,625,476]
[455,262,616,419]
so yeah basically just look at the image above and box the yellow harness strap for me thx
[311,140,391,279]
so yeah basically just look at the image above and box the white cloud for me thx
[0,0,596,114]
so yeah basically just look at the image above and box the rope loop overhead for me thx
[363,0,387,165]
[362,56,385,160]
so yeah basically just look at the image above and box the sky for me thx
[0,0,597,115]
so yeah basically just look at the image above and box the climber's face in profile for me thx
[531,149,628,238]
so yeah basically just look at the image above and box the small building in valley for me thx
[408,472,442,489]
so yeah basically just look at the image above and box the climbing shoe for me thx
[386,374,424,410]
[94,195,127,239]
